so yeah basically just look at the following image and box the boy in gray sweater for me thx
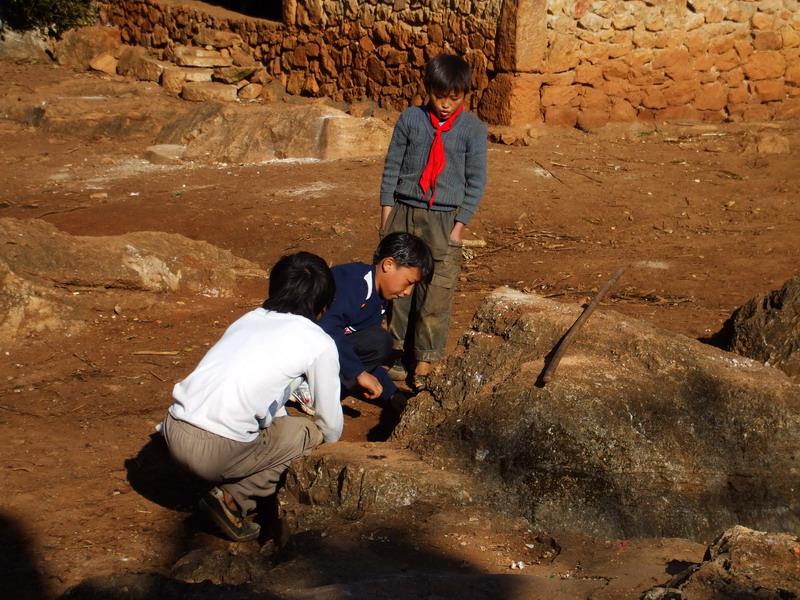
[379,53,488,391]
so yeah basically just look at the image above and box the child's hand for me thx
[356,371,383,400]
[450,221,465,242]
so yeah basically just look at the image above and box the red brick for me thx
[754,30,783,50]
[774,98,800,119]
[602,78,628,97]
[576,108,610,130]
[541,84,580,106]
[575,64,604,86]
[544,105,579,127]
[734,39,754,61]
[715,49,741,72]
[721,67,745,87]
[727,84,751,104]
[652,48,690,70]
[753,78,786,101]
[693,82,728,110]
[655,106,704,122]
[609,98,637,121]
[743,51,787,79]
[580,87,609,110]
[641,88,668,109]
[663,80,698,106]
[786,62,800,84]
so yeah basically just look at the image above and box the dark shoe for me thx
[387,360,408,382]
[411,374,431,394]
[199,487,260,542]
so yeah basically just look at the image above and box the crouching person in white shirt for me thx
[162,252,343,542]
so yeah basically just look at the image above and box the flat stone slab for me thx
[174,46,234,68]
[181,81,238,102]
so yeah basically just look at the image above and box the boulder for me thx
[156,102,391,164]
[318,115,392,160]
[0,218,261,341]
[0,29,52,62]
[393,288,800,540]
[644,526,800,598]
[53,25,121,70]
[723,276,800,379]
[117,46,166,82]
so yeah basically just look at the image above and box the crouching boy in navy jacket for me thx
[320,232,432,411]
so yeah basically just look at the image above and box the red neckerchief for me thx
[419,105,463,207]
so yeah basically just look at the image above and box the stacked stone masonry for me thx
[100,0,800,127]
[100,0,501,111]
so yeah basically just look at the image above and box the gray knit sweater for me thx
[379,106,488,225]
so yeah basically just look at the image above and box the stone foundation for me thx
[481,0,800,127]
[100,0,800,127]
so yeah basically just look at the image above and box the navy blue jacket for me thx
[319,263,386,380]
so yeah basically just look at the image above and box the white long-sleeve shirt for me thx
[169,308,343,443]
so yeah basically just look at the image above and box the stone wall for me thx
[99,0,501,111]
[100,0,800,127]
[481,0,800,128]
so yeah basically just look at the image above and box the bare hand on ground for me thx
[356,371,383,399]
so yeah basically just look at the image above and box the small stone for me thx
[89,52,118,75]
[143,144,187,164]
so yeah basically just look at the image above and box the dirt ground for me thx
[1,60,799,598]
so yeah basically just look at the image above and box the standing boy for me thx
[162,252,343,542]
[319,232,432,411]
[379,53,488,391]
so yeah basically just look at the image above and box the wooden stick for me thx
[132,351,179,356]
[541,267,627,385]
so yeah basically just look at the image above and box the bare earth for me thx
[1,60,798,597]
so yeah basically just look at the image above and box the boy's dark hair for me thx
[424,54,472,95]
[262,252,335,320]
[374,232,434,282]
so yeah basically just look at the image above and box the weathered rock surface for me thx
[394,288,800,541]
[0,218,261,340]
[156,102,391,164]
[53,25,121,70]
[723,276,800,380]
[0,29,52,62]
[276,442,480,543]
[644,526,800,599]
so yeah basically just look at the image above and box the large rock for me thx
[0,29,52,62]
[394,288,800,540]
[644,526,800,598]
[117,45,166,82]
[156,102,391,164]
[53,25,121,70]
[724,276,800,379]
[0,218,261,341]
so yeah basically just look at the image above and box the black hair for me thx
[262,252,335,320]
[373,232,434,283]
[424,54,472,96]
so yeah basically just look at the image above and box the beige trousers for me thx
[163,413,323,514]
